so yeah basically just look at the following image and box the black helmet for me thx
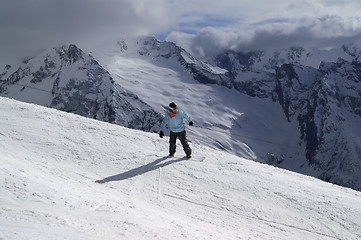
[169,102,177,111]
[169,102,177,109]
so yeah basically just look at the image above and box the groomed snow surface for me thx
[1,97,360,240]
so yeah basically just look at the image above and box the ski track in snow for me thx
[1,97,361,240]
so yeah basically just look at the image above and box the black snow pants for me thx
[169,131,191,156]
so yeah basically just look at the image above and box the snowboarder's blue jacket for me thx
[160,109,191,133]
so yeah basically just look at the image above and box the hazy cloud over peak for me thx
[0,0,175,65]
[167,1,361,57]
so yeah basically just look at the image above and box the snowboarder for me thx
[159,102,193,159]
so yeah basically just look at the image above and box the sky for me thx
[1,0,361,66]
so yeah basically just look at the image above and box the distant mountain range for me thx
[1,37,361,191]
[211,45,361,189]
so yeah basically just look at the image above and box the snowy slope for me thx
[1,97,360,240]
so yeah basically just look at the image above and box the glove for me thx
[189,121,193,126]
[159,131,164,138]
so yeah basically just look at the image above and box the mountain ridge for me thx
[0,44,162,131]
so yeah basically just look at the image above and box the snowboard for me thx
[156,154,205,162]
[187,156,205,161]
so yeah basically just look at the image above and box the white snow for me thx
[1,97,360,240]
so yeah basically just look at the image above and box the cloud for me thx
[0,0,175,66]
[1,0,361,66]
[167,11,361,59]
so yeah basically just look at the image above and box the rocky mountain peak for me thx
[0,44,162,132]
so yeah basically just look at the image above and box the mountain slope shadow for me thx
[95,156,185,183]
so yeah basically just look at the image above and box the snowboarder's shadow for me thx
[95,156,185,183]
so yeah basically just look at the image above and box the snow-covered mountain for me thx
[1,37,361,191]
[209,45,361,190]
[1,97,361,240]
[0,44,162,131]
